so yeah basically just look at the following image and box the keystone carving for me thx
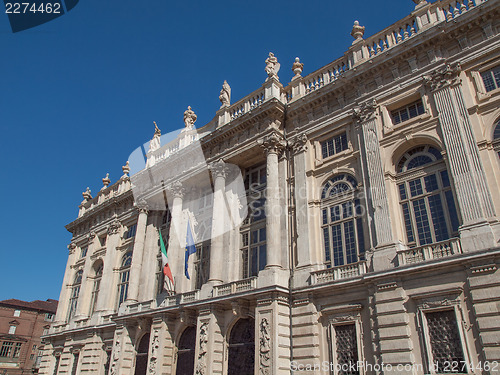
[423,62,461,91]
[352,99,377,122]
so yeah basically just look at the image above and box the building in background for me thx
[41,0,500,374]
[0,299,57,375]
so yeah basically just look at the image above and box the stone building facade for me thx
[0,298,58,374]
[41,0,500,374]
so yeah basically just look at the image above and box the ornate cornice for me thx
[258,131,286,156]
[352,99,377,122]
[423,62,461,91]
[107,220,121,235]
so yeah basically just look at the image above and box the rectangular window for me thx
[118,270,130,305]
[334,324,359,375]
[45,313,54,321]
[125,224,137,239]
[13,310,20,317]
[80,247,88,258]
[480,65,500,92]
[391,99,425,125]
[12,343,22,358]
[426,310,466,373]
[8,325,16,334]
[0,341,14,357]
[321,132,348,159]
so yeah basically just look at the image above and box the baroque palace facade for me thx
[41,0,500,374]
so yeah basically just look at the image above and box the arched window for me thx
[118,252,132,306]
[134,333,150,375]
[68,270,83,320]
[227,318,255,375]
[321,174,365,267]
[89,262,103,315]
[175,327,196,375]
[493,119,500,159]
[397,145,460,247]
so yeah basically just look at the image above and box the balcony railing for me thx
[213,277,257,297]
[311,261,367,285]
[397,238,462,266]
[161,290,200,307]
[127,300,153,314]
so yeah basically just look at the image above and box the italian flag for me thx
[159,229,174,289]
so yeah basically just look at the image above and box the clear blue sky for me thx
[0,0,417,301]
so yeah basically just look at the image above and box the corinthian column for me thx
[258,132,286,269]
[126,201,149,303]
[353,100,394,247]
[54,243,79,324]
[208,160,229,284]
[166,182,185,292]
[424,63,496,249]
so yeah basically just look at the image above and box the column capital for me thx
[352,99,377,122]
[258,131,286,156]
[107,220,121,235]
[423,62,461,91]
[166,181,185,199]
[209,159,229,179]
[135,199,150,214]
[288,133,308,155]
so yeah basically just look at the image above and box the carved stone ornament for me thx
[109,338,120,375]
[352,99,378,122]
[135,198,149,214]
[68,243,77,254]
[420,299,455,309]
[184,106,197,130]
[209,159,229,179]
[259,318,271,375]
[258,132,286,155]
[148,329,159,374]
[121,161,130,179]
[195,321,208,375]
[423,62,461,91]
[288,133,308,155]
[101,173,111,190]
[351,21,365,43]
[88,231,96,240]
[82,187,92,202]
[148,122,162,153]
[167,181,185,199]
[107,220,121,235]
[291,57,304,79]
[219,80,231,108]
[265,52,280,81]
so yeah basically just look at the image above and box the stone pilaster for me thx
[194,307,224,375]
[256,294,291,374]
[126,202,149,303]
[354,101,397,271]
[75,231,97,319]
[54,243,78,324]
[208,159,230,284]
[140,211,162,302]
[96,220,121,314]
[424,63,496,250]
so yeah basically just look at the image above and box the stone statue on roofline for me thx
[148,121,161,153]
[219,80,231,108]
[183,106,197,130]
[265,52,280,81]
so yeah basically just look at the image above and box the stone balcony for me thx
[212,277,258,297]
[311,261,367,285]
[397,237,463,266]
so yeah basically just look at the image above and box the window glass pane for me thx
[251,247,258,276]
[424,174,439,192]
[428,194,449,241]
[331,224,344,266]
[331,205,341,222]
[408,103,418,118]
[400,109,409,122]
[481,70,496,92]
[323,227,331,263]
[356,218,365,259]
[445,191,460,233]
[335,324,359,375]
[412,198,433,245]
[251,230,258,244]
[440,170,450,187]
[398,184,407,200]
[259,245,266,271]
[259,228,266,242]
[322,208,328,225]
[409,179,423,197]
[402,203,415,243]
[344,221,357,264]
[342,202,353,219]
[407,155,433,170]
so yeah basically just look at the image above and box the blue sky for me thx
[0,0,417,301]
